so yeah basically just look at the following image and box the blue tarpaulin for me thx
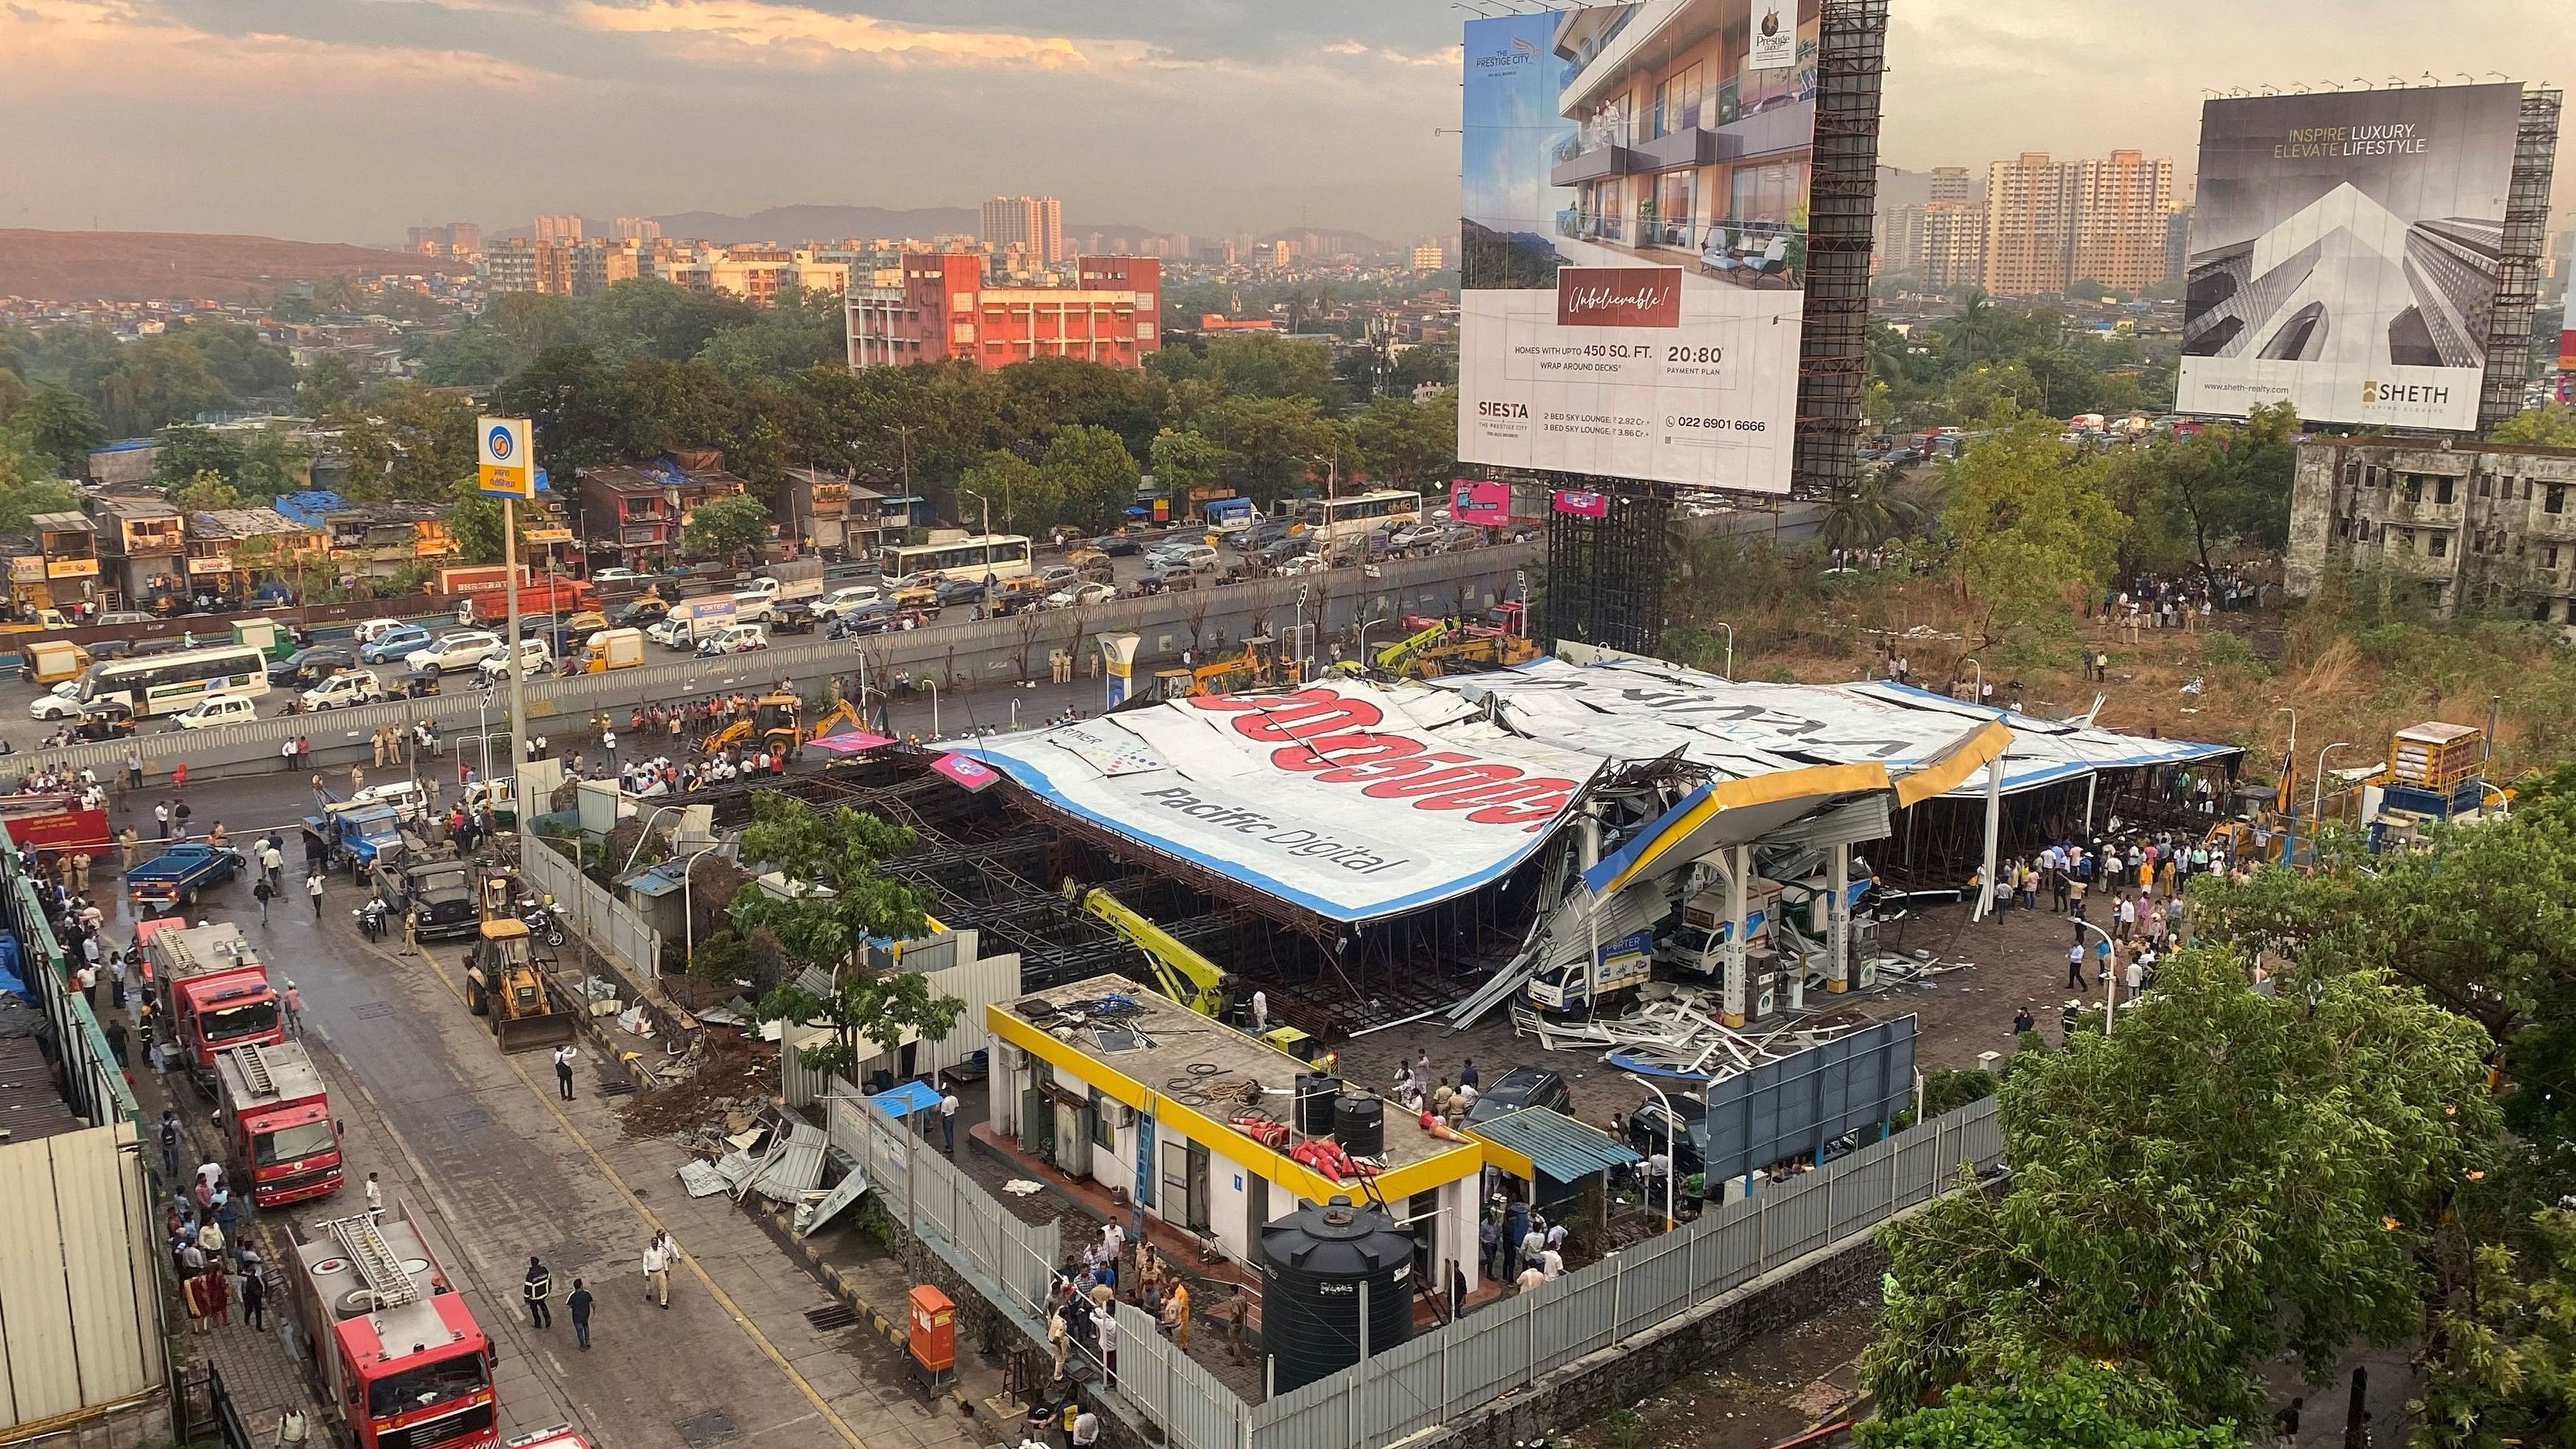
[872,1080,942,1117]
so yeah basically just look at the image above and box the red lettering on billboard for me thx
[1554,267,1682,328]
[1195,685,1581,831]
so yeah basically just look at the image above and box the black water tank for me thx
[1259,1195,1416,1394]
[1332,1094,1384,1157]
[1293,1074,1342,1136]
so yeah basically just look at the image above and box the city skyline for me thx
[0,0,2570,247]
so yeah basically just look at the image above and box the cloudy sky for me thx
[0,0,2569,247]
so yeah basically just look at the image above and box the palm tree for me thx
[1817,469,1927,552]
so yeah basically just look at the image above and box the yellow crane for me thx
[1060,879,1316,1060]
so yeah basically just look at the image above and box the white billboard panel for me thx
[1458,1,1817,495]
[2178,85,2522,431]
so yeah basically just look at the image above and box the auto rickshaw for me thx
[395,669,442,699]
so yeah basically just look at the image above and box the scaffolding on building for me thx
[1794,0,1890,500]
[2478,85,2563,432]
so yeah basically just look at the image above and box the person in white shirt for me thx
[642,1231,673,1308]
[938,1085,959,1152]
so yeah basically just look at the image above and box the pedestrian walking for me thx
[567,1279,594,1350]
[158,1108,180,1183]
[365,1172,383,1220]
[307,873,325,918]
[553,1044,576,1101]
[643,1231,673,1307]
[276,1409,308,1449]
[283,982,302,1038]
[155,800,171,840]
[253,876,272,922]
[241,1262,267,1330]
[2067,940,2087,991]
[523,1257,552,1328]
[938,1081,958,1152]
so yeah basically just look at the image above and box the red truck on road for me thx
[144,922,283,1095]
[214,1040,344,1207]
[291,1210,498,1449]
[470,578,595,626]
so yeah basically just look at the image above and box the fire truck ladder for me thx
[233,1043,275,1099]
[330,1214,421,1308]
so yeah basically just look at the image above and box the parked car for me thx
[1168,545,1221,573]
[1274,554,1328,576]
[269,645,358,687]
[474,637,552,681]
[361,624,434,664]
[1033,564,1081,592]
[405,630,503,676]
[96,611,156,628]
[814,585,882,619]
[169,694,259,731]
[350,617,407,645]
[935,577,990,607]
[297,670,383,711]
[1627,1094,1707,1179]
[1092,534,1142,556]
[1462,1066,1573,1127]
[696,622,769,656]
[592,567,643,583]
[1046,581,1118,609]
[1142,561,1201,592]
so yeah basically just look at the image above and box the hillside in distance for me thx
[499,205,1172,245]
[0,229,467,302]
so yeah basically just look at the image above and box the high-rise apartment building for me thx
[567,238,640,298]
[1410,244,1446,272]
[980,196,1064,267]
[1920,202,1988,291]
[1927,166,1975,205]
[533,214,584,244]
[404,222,483,257]
[1979,150,2173,295]
[615,217,662,243]
[484,238,574,296]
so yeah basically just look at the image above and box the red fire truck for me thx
[0,792,110,861]
[213,1041,344,1207]
[144,922,283,1095]
[291,1211,498,1449]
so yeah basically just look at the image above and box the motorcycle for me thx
[517,895,567,949]
[353,897,392,941]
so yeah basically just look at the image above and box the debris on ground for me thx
[616,1038,776,1138]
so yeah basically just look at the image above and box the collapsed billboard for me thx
[959,681,1605,923]
[2179,85,2522,431]
[1458,0,1816,494]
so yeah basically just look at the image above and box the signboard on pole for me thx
[1100,633,1141,709]
[1457,1,1815,495]
[2177,85,2523,431]
[476,416,536,498]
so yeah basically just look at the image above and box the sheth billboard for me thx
[2179,85,2522,431]
[1458,1,1816,495]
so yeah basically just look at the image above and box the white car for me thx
[349,779,429,822]
[298,671,383,710]
[1274,553,1329,576]
[170,694,258,730]
[1389,524,1445,550]
[814,585,882,619]
[1044,582,1118,609]
[404,631,502,675]
[475,637,553,681]
[28,681,85,721]
[696,623,768,656]
[592,567,643,584]
[350,617,406,645]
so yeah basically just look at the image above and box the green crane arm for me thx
[1062,881,1228,1016]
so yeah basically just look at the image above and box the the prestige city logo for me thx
[2274,121,2430,159]
[1476,34,1540,67]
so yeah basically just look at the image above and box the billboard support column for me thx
[1825,843,1851,993]
[1100,633,1139,710]
[1722,844,1749,1028]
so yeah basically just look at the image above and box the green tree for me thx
[7,384,105,477]
[2490,403,2576,448]
[88,338,230,436]
[1855,1362,2236,1449]
[1146,428,1237,500]
[733,791,961,1080]
[2416,1205,2576,1449]
[1864,950,2497,1428]
[151,425,248,491]
[1038,424,1142,534]
[490,347,631,476]
[999,355,1160,460]
[172,470,244,512]
[1940,409,2127,645]
[958,448,1049,537]
[330,381,478,501]
[297,353,360,414]
[1351,392,1456,489]
[681,492,770,563]
[696,289,846,384]
[1196,393,1340,503]
[1816,469,1927,551]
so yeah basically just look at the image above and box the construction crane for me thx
[1145,637,1279,703]
[1371,619,1539,679]
[1060,879,1318,1060]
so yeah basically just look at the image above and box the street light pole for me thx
[1714,622,1734,680]
[679,841,726,968]
[1624,1073,1677,1232]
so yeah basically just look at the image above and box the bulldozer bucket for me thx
[491,977,578,1053]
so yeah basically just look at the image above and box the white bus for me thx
[882,534,1035,584]
[1278,489,1423,545]
[76,644,272,719]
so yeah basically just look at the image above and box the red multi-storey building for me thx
[845,254,1160,372]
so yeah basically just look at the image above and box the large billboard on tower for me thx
[1457,0,1817,495]
[2178,85,2522,432]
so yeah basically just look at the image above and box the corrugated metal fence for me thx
[521,840,663,977]
[810,1064,1997,1449]
[1249,1097,2006,1449]
[779,937,1019,1110]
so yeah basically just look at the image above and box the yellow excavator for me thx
[1060,879,1316,1060]
[464,876,575,1052]
[1146,636,1284,702]
[704,692,809,758]
[1369,618,1538,679]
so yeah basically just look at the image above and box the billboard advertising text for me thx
[1458,1,1817,495]
[2179,85,2522,432]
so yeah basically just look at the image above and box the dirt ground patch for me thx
[1557,1295,1879,1449]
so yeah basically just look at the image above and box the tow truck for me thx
[214,1041,344,1206]
[1141,637,1282,704]
[304,802,408,881]
[1061,879,1316,1060]
[127,840,247,910]
[1367,617,1540,679]
[145,922,283,1095]
[289,1210,498,1449]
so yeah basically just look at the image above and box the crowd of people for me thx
[1982,823,2248,1032]
[2089,570,2265,634]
